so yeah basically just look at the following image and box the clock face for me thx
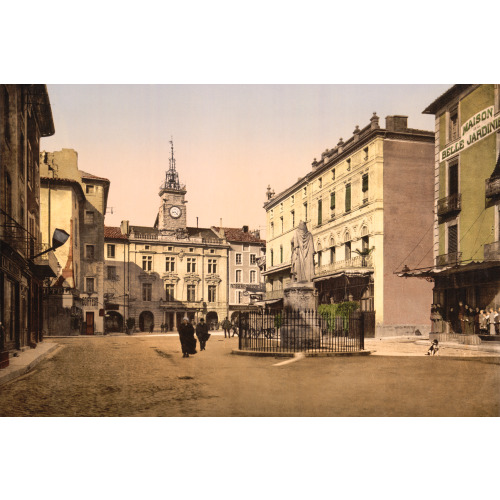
[170,206,181,219]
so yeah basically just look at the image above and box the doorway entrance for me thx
[206,311,219,330]
[85,312,95,335]
[139,311,154,332]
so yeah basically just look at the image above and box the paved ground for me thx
[0,333,498,416]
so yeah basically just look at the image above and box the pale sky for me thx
[41,84,451,238]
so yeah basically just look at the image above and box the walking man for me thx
[196,318,210,351]
[222,317,231,338]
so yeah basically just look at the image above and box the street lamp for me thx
[31,228,70,259]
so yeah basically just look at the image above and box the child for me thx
[426,339,439,356]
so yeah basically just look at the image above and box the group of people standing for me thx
[430,302,500,336]
[177,317,211,358]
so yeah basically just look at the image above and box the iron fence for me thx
[238,308,364,353]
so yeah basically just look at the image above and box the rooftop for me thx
[422,84,473,115]
[219,227,265,244]
[104,226,129,240]
[80,170,110,183]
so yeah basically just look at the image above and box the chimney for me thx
[242,225,249,233]
[120,220,130,236]
[385,115,408,132]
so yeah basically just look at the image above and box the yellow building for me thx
[263,114,435,336]
[40,149,110,335]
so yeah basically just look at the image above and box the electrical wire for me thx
[394,218,435,272]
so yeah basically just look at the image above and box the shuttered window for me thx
[345,184,351,212]
[448,225,458,254]
[362,174,369,193]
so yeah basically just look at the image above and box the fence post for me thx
[238,313,242,350]
[359,311,365,350]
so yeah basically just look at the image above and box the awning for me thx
[313,270,373,282]
[398,260,500,279]
[252,298,283,307]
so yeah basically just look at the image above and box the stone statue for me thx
[291,221,315,283]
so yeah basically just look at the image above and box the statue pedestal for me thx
[283,283,316,310]
[281,283,320,350]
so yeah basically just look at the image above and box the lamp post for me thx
[31,228,70,259]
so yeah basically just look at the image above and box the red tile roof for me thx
[219,227,265,244]
[104,226,129,240]
[80,170,110,183]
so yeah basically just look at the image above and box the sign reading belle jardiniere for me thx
[441,106,500,161]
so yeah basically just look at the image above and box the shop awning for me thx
[398,260,500,279]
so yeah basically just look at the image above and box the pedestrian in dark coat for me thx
[221,317,231,338]
[196,318,210,351]
[457,302,465,333]
[178,317,197,358]
[474,307,481,335]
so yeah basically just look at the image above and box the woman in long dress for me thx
[178,317,197,358]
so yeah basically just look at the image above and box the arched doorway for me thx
[139,311,154,332]
[206,311,219,330]
[105,311,123,333]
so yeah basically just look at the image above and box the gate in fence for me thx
[238,308,364,353]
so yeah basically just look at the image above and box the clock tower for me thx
[157,140,188,238]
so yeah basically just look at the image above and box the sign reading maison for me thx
[441,106,500,161]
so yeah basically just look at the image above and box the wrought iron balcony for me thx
[485,178,500,198]
[435,251,462,267]
[484,241,500,260]
[437,193,461,217]
[315,254,373,278]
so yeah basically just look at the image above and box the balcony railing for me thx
[485,178,500,198]
[435,251,462,267]
[484,241,500,260]
[315,254,373,278]
[131,232,159,240]
[131,231,225,245]
[437,193,461,217]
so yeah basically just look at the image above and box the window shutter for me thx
[362,174,368,192]
[345,184,351,212]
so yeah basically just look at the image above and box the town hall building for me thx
[104,141,230,332]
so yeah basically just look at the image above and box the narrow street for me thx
[0,335,499,417]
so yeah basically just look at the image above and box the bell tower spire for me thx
[157,138,188,238]
[162,138,181,191]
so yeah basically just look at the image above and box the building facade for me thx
[213,226,266,322]
[1,84,57,352]
[406,84,500,331]
[263,113,435,336]
[40,149,110,335]
[104,142,230,332]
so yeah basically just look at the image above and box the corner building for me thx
[417,85,500,324]
[39,148,110,336]
[213,226,266,322]
[263,113,435,336]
